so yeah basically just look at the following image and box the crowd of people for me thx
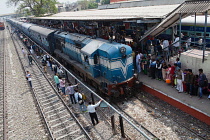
[53,72,103,126]
[135,51,210,99]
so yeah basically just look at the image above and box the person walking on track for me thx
[26,71,32,88]
[87,99,103,126]
[74,89,86,112]
[65,83,79,104]
[22,48,26,57]
[54,73,60,92]
[28,53,34,65]
[59,78,66,95]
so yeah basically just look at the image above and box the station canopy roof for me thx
[31,4,180,21]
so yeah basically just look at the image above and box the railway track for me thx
[134,91,210,140]
[12,30,155,139]
[10,28,91,140]
[12,25,210,140]
[0,29,7,139]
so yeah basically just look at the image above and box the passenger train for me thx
[181,15,210,47]
[7,19,137,97]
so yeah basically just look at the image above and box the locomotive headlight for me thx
[120,47,126,54]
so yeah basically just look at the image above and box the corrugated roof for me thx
[140,1,210,41]
[31,4,180,21]
[178,1,210,13]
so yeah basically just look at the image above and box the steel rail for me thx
[3,22,8,140]
[7,23,55,140]
[11,26,92,140]
[113,102,159,139]
[134,94,208,140]
[18,28,152,140]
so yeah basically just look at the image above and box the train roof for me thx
[29,25,56,36]
[55,31,89,42]
[81,40,105,56]
[22,22,33,29]
[81,39,132,58]
[99,43,132,57]
[181,15,210,26]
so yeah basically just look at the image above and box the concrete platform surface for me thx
[139,73,210,125]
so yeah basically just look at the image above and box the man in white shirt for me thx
[173,35,180,55]
[187,37,191,50]
[26,71,32,88]
[87,99,103,126]
[198,37,203,50]
[135,52,141,73]
[162,38,169,60]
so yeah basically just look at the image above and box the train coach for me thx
[7,19,138,97]
[0,22,5,30]
[181,15,210,47]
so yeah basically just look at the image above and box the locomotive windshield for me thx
[55,38,65,51]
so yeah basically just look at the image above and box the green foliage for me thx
[78,0,98,10]
[101,0,110,5]
[7,0,58,17]
[88,2,98,9]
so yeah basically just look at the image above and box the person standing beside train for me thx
[54,73,60,92]
[26,71,32,88]
[150,59,156,79]
[136,52,141,74]
[187,36,192,50]
[198,69,208,99]
[198,37,203,50]
[22,48,26,57]
[175,67,184,93]
[87,99,103,126]
[59,78,66,95]
[187,69,194,96]
[173,35,180,56]
[74,89,86,112]
[65,83,79,104]
[162,38,169,61]
[28,53,34,65]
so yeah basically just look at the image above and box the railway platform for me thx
[139,73,210,125]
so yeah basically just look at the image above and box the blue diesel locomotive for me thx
[8,19,136,96]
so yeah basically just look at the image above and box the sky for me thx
[0,0,78,15]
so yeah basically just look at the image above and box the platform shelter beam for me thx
[203,11,208,63]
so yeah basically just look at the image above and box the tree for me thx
[101,0,110,5]
[78,0,98,10]
[88,2,98,9]
[7,0,58,17]
[78,0,89,10]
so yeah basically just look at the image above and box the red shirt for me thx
[170,66,175,74]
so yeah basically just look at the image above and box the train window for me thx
[75,43,82,49]
[55,38,65,50]
[84,55,89,65]
[94,54,98,64]
[182,32,188,36]
[196,33,202,36]
[204,33,210,37]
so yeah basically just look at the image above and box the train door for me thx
[55,37,65,52]
[93,53,100,77]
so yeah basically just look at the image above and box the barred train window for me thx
[94,54,98,64]
[84,55,89,65]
